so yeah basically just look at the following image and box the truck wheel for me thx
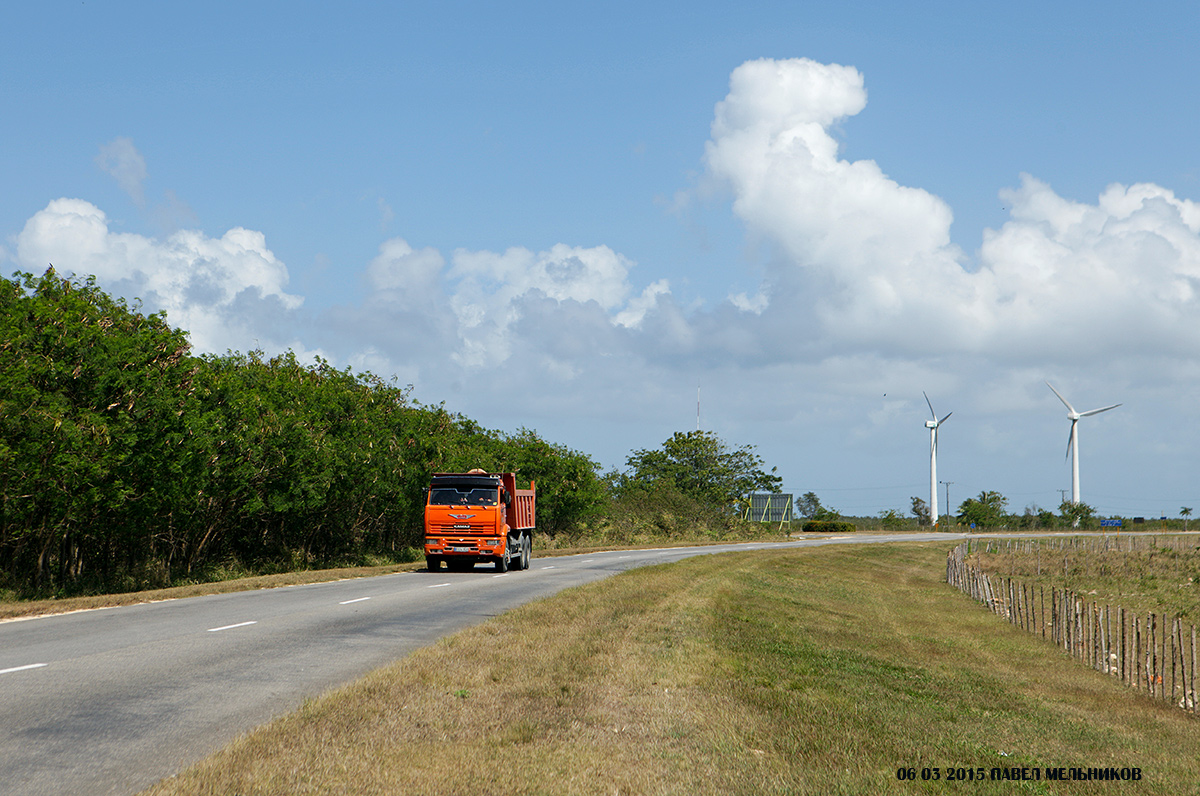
[520,534,531,569]
[426,556,441,571]
[496,548,510,573]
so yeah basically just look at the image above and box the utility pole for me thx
[939,481,954,525]
[1058,489,1069,507]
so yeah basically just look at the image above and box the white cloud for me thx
[979,176,1200,358]
[443,243,653,366]
[367,237,445,298]
[16,198,301,354]
[615,279,670,328]
[702,57,1200,368]
[95,137,148,207]
[728,288,768,314]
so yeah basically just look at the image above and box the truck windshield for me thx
[429,487,497,506]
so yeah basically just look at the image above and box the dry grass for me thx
[971,534,1200,620]
[140,543,1200,795]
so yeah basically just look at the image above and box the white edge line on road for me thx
[429,583,452,588]
[540,566,555,570]
[207,621,257,632]
[0,663,48,675]
[493,573,509,578]
[339,597,371,605]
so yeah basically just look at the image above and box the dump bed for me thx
[501,472,535,530]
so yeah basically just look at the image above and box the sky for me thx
[4,1,1200,520]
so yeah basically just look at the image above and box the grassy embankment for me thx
[141,542,1200,796]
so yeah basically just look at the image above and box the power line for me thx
[787,483,925,492]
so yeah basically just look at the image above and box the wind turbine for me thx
[1046,381,1120,506]
[923,392,951,526]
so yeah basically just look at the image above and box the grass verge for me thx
[140,543,1200,795]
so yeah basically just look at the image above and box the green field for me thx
[139,542,1200,795]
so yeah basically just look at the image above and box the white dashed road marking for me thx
[0,663,48,675]
[339,597,370,605]
[207,621,257,633]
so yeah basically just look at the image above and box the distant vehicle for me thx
[423,470,535,572]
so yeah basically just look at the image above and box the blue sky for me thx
[4,1,1200,520]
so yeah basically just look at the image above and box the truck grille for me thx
[429,522,491,534]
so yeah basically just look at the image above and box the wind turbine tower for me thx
[1045,382,1120,505]
[923,392,951,526]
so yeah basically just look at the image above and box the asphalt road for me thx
[0,534,958,795]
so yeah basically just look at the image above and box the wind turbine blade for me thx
[1046,381,1076,414]
[1065,421,1075,460]
[1080,403,1121,417]
[924,391,936,420]
[939,411,952,424]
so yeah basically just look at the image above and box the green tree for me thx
[1058,500,1096,529]
[797,492,823,519]
[1017,504,1057,529]
[624,430,781,511]
[910,496,931,526]
[813,503,842,521]
[878,508,905,530]
[1,269,199,593]
[957,490,1008,528]
[1182,506,1192,532]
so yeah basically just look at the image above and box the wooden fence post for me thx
[1120,607,1126,686]
[1192,624,1197,714]
[1040,585,1046,639]
[1134,616,1141,692]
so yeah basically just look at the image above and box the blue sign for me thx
[1100,519,1122,527]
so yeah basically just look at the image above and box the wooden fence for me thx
[946,541,1197,714]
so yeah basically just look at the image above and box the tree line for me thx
[908,492,1173,530]
[0,270,605,597]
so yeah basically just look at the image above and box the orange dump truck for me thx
[424,471,535,572]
